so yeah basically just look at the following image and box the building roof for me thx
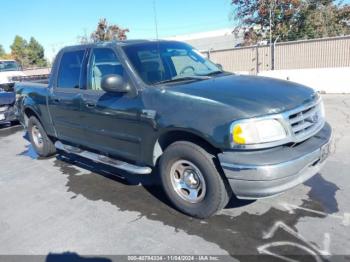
[0,59,17,62]
[166,28,244,51]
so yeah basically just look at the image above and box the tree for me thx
[301,1,350,39]
[27,37,47,67]
[10,35,30,67]
[10,36,48,68]
[0,45,13,59]
[231,0,350,45]
[90,18,129,42]
[0,45,5,58]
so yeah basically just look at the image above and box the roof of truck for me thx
[61,39,181,50]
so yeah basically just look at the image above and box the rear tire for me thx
[28,116,56,157]
[159,141,231,218]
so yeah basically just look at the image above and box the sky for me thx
[0,0,233,60]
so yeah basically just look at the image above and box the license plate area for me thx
[0,114,5,121]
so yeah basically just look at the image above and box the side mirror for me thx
[101,74,130,93]
[216,64,223,71]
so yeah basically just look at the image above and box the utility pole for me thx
[269,0,275,70]
[269,7,272,48]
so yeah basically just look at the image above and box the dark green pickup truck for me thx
[15,40,332,218]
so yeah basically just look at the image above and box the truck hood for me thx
[0,71,25,85]
[0,91,15,105]
[166,74,316,118]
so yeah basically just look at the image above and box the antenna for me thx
[153,0,159,40]
[152,0,164,80]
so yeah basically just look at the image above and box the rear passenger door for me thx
[49,48,88,145]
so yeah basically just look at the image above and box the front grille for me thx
[288,101,323,140]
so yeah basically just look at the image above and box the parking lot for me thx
[0,94,349,261]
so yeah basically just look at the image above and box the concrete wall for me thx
[258,67,350,94]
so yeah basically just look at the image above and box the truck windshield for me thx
[0,61,20,72]
[123,42,222,85]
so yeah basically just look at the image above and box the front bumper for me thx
[0,105,16,124]
[219,122,332,199]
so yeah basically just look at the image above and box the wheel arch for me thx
[152,129,221,166]
[23,106,41,127]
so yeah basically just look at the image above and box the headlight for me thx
[231,119,287,145]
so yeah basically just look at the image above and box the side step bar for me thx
[55,141,152,175]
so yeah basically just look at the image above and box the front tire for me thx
[28,116,56,157]
[159,141,231,218]
[10,120,19,126]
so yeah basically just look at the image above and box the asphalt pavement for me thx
[0,94,349,262]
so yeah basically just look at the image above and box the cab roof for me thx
[61,39,182,51]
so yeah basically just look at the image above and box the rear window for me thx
[57,50,85,89]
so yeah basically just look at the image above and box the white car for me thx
[0,60,25,91]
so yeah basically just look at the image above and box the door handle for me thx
[53,98,61,104]
[85,102,96,108]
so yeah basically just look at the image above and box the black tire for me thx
[28,116,56,157]
[159,141,231,218]
[10,120,19,126]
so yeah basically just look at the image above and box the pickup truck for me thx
[0,60,25,90]
[0,60,24,124]
[0,91,16,124]
[15,40,332,218]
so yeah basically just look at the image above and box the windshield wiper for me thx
[199,70,224,77]
[154,75,211,85]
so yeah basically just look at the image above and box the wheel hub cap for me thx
[170,160,206,203]
[183,171,199,188]
[32,125,43,149]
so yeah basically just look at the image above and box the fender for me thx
[147,127,220,166]
[22,95,56,137]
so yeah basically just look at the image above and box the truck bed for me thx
[12,74,50,85]
[15,81,49,94]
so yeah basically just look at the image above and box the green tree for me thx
[27,37,47,67]
[10,36,48,68]
[231,0,350,45]
[0,45,5,58]
[10,35,29,67]
[301,1,350,39]
[90,18,129,42]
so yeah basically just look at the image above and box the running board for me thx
[55,141,152,175]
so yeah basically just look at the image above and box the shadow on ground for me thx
[11,128,340,259]
[51,152,339,259]
[46,252,111,262]
[0,123,22,137]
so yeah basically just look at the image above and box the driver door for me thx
[78,47,143,162]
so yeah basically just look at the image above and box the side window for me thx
[89,48,124,91]
[57,50,85,89]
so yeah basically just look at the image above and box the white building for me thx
[166,28,244,51]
